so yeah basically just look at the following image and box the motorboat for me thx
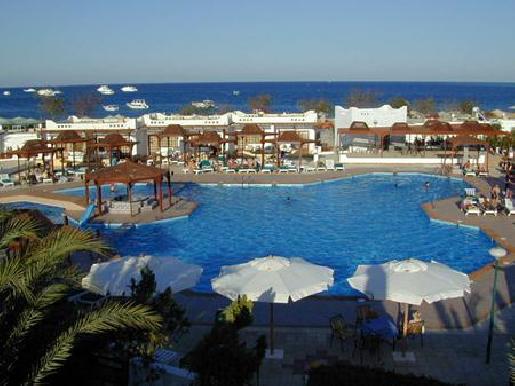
[97,84,114,95]
[121,85,138,92]
[2,91,10,96]
[37,88,58,97]
[232,90,240,96]
[103,104,120,112]
[24,88,36,92]
[126,99,148,109]
[191,99,216,108]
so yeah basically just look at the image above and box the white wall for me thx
[45,116,137,132]
[335,105,408,146]
[0,132,38,153]
[497,119,515,132]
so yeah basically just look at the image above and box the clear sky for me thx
[1,0,514,87]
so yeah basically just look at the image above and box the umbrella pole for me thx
[403,303,409,337]
[270,302,274,355]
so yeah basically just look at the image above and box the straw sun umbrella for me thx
[211,255,334,358]
[82,255,203,296]
[347,258,471,337]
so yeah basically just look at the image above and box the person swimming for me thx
[424,181,430,191]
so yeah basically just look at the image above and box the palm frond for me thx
[0,215,40,248]
[27,226,107,266]
[32,301,162,383]
[0,257,33,301]
[4,284,70,363]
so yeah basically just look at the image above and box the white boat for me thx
[510,105,515,109]
[232,90,240,96]
[127,99,148,109]
[121,85,138,92]
[97,84,114,95]
[37,88,58,97]
[24,88,36,92]
[2,91,10,96]
[191,99,216,108]
[103,104,120,112]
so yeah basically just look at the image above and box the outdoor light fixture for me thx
[485,246,506,364]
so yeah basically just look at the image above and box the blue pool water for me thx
[47,174,494,295]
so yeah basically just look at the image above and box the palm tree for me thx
[0,209,162,385]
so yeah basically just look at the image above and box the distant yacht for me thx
[192,99,216,108]
[232,90,240,96]
[2,90,11,96]
[121,85,138,92]
[97,85,115,95]
[127,99,148,109]
[24,88,36,92]
[103,104,120,112]
[37,88,58,97]
[510,105,515,109]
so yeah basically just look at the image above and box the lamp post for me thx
[485,246,506,364]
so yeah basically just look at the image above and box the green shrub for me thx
[220,295,254,328]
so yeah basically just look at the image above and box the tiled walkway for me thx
[174,305,513,386]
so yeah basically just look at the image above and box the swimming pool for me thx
[15,174,495,295]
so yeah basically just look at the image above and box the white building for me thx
[44,116,142,155]
[335,105,408,146]
[496,119,515,132]
[231,111,319,153]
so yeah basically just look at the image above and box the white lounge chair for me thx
[482,207,498,216]
[0,174,14,187]
[464,205,481,216]
[504,199,515,216]
[325,160,335,171]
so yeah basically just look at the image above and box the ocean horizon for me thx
[1,81,514,119]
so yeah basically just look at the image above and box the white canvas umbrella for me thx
[347,258,471,336]
[82,255,203,296]
[211,255,334,356]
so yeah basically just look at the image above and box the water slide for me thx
[77,204,95,229]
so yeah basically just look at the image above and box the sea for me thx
[0,81,514,120]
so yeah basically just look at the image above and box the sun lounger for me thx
[478,169,489,177]
[302,166,316,173]
[0,174,14,187]
[504,199,515,216]
[193,169,204,175]
[42,178,53,184]
[335,163,345,171]
[225,168,236,174]
[482,207,497,216]
[464,169,477,177]
[279,166,289,173]
[326,160,335,171]
[464,205,481,216]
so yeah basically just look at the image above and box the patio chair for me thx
[504,199,515,216]
[329,314,356,351]
[403,310,425,347]
[0,174,14,187]
[325,159,335,171]
[335,163,345,171]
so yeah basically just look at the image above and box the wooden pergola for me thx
[48,130,90,172]
[148,124,188,162]
[448,136,490,169]
[272,131,318,168]
[189,131,227,160]
[3,140,64,180]
[233,123,275,167]
[84,160,172,215]
[87,133,137,167]
[337,120,503,155]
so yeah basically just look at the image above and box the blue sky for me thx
[1,0,514,86]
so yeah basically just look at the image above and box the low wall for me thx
[339,155,459,164]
